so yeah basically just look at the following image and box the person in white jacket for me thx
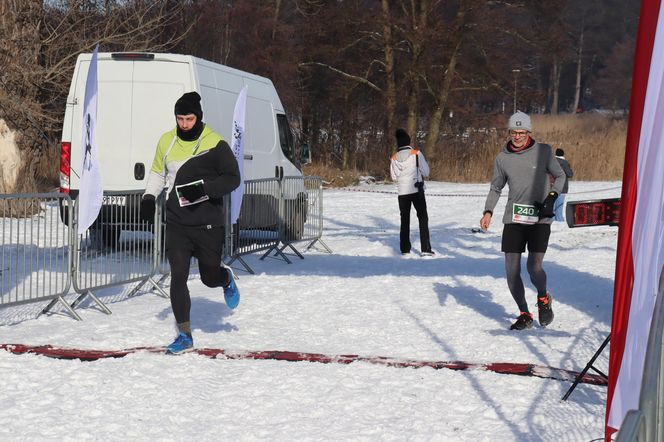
[390,128,433,256]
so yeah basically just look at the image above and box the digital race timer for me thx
[566,198,621,228]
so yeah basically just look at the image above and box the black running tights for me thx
[504,252,547,313]
[168,248,229,324]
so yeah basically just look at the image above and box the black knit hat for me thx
[555,148,565,156]
[395,128,411,147]
[174,91,203,121]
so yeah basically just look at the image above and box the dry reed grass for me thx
[532,114,626,181]
[429,113,627,182]
[301,163,364,187]
[313,113,628,187]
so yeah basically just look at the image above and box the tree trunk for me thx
[381,0,397,155]
[572,28,584,113]
[405,0,429,140]
[423,3,466,157]
[424,40,461,157]
[271,0,282,41]
[406,72,420,141]
[551,57,561,115]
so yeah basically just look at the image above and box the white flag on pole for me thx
[77,45,103,235]
[230,85,248,224]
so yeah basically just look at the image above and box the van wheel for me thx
[284,193,307,241]
[90,226,121,250]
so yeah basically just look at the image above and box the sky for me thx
[0,181,622,441]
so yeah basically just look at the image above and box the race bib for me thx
[512,203,539,224]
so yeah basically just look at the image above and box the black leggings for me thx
[504,252,547,313]
[167,227,229,324]
[398,191,431,253]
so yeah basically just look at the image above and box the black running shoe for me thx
[510,312,534,330]
[537,292,554,327]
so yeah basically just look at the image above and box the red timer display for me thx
[566,198,621,228]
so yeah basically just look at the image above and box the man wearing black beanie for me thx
[390,128,433,256]
[173,92,204,141]
[140,91,242,354]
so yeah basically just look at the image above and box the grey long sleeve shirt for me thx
[484,141,565,225]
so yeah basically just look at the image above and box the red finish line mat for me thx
[0,343,606,386]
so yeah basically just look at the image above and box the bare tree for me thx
[593,35,636,111]
[0,0,44,148]
[420,1,468,157]
[0,0,191,190]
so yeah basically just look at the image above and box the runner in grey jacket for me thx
[480,111,565,331]
[484,140,565,223]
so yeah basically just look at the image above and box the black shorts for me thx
[501,223,551,253]
[166,225,224,266]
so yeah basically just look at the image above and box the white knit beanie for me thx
[508,111,532,132]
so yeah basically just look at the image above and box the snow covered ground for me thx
[0,181,622,441]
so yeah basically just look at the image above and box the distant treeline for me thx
[0,1,639,190]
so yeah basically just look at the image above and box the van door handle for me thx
[244,154,253,160]
[134,163,145,180]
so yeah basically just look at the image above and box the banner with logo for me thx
[77,45,103,235]
[230,85,248,224]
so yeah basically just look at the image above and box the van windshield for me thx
[277,114,296,165]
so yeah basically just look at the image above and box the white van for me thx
[60,52,306,243]
[61,52,302,192]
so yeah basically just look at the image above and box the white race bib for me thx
[512,203,539,224]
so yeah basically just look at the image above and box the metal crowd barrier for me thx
[1,176,327,319]
[616,266,664,442]
[125,192,171,299]
[1,193,73,315]
[617,410,646,441]
[226,178,281,273]
[283,175,329,251]
[227,176,330,272]
[61,190,166,316]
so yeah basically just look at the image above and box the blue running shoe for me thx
[223,267,240,309]
[166,332,193,355]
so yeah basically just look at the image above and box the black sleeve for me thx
[203,140,241,198]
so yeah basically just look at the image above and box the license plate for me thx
[104,195,126,205]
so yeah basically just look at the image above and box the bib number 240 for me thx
[512,203,539,224]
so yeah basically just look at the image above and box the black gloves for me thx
[140,195,155,223]
[178,181,206,202]
[536,191,558,219]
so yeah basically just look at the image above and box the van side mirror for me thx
[301,143,311,165]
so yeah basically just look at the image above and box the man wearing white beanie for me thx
[479,111,566,330]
